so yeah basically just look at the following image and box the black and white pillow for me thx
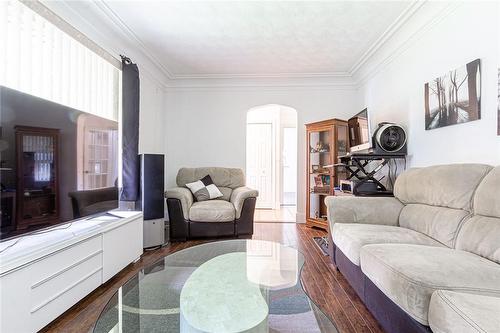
[185,175,223,201]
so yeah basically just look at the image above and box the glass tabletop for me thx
[94,239,338,333]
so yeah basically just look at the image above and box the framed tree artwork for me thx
[424,59,481,130]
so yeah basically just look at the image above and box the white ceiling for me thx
[100,1,414,79]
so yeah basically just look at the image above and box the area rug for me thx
[313,236,329,256]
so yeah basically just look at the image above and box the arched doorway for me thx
[246,104,298,222]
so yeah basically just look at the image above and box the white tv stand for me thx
[0,211,143,333]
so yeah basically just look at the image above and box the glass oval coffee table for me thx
[94,239,338,333]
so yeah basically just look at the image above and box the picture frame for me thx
[424,59,481,130]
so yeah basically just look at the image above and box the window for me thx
[84,128,118,189]
[0,0,120,121]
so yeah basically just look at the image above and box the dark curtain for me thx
[120,55,140,201]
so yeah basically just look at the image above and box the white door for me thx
[246,123,274,208]
[282,127,297,205]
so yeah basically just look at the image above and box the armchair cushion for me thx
[165,187,193,219]
[230,187,259,219]
[332,223,445,265]
[189,200,235,222]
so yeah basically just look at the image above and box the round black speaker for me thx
[374,123,407,153]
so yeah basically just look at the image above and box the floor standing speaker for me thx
[139,154,165,248]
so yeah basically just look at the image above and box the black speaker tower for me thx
[138,154,165,248]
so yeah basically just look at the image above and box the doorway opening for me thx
[246,105,297,222]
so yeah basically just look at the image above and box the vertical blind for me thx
[0,0,120,121]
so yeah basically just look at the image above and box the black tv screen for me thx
[0,86,119,240]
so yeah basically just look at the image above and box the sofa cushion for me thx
[393,164,492,211]
[455,166,500,264]
[360,244,500,325]
[473,165,500,218]
[332,224,445,266]
[398,204,469,248]
[189,200,235,222]
[455,215,500,264]
[177,167,245,189]
[428,290,500,333]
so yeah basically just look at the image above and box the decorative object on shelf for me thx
[306,118,349,231]
[424,58,481,130]
[313,186,330,194]
[310,141,330,153]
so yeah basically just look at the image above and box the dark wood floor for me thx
[40,223,384,333]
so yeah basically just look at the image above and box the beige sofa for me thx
[326,164,500,333]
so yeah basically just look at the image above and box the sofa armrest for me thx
[230,187,259,219]
[165,187,193,219]
[325,196,404,229]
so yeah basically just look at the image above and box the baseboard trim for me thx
[296,212,306,223]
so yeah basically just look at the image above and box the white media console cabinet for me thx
[0,211,143,332]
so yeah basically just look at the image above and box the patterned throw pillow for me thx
[185,175,223,201]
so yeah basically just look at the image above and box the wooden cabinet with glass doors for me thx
[306,119,349,230]
[15,126,60,230]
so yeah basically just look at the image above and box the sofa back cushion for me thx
[177,167,245,201]
[456,166,500,263]
[399,204,469,247]
[394,164,492,210]
[394,164,492,247]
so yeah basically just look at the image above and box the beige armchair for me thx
[165,167,258,241]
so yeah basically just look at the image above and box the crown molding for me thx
[353,1,463,88]
[349,0,425,75]
[164,83,358,93]
[163,75,358,91]
[93,1,175,80]
[171,71,352,80]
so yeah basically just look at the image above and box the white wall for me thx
[165,87,358,221]
[357,1,500,167]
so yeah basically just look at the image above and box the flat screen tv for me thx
[348,108,371,153]
[0,86,119,241]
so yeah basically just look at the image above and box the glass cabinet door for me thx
[335,124,349,186]
[16,126,59,228]
[308,129,331,222]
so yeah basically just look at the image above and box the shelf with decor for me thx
[305,118,349,230]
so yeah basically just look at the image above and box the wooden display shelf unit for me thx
[305,118,349,230]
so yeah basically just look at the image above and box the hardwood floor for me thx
[40,223,384,333]
[254,206,297,222]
